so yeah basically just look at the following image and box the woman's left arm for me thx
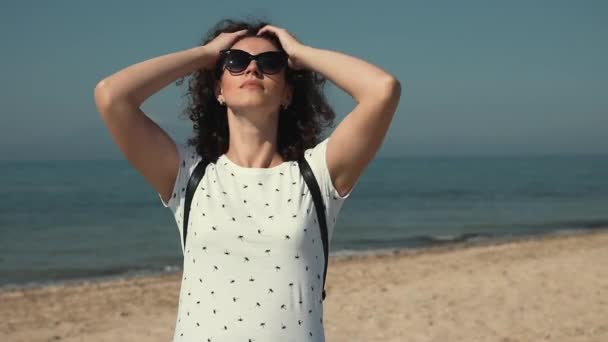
[296,45,401,105]
[258,25,402,198]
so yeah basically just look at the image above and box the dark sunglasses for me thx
[218,49,288,75]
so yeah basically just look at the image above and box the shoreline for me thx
[1,228,607,341]
[1,227,605,294]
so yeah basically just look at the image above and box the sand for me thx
[1,230,607,342]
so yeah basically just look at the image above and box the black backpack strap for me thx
[182,158,209,254]
[298,156,329,301]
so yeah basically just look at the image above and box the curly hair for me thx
[175,17,337,164]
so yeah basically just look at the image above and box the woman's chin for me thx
[231,101,275,114]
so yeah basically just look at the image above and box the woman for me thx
[94,18,400,342]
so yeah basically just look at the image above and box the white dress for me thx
[159,136,355,342]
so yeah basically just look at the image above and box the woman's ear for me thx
[214,81,223,102]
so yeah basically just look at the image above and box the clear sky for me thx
[1,0,606,160]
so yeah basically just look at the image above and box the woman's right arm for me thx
[93,46,217,204]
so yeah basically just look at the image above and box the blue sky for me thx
[0,0,606,160]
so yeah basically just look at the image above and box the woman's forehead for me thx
[231,36,279,54]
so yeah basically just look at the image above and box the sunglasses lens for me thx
[225,50,250,72]
[258,52,287,74]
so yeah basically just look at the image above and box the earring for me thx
[218,98,225,105]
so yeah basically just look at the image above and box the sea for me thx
[1,155,607,291]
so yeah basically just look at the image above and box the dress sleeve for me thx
[304,136,358,243]
[157,142,203,246]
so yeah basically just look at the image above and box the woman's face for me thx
[216,37,291,116]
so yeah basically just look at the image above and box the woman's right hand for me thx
[202,29,249,67]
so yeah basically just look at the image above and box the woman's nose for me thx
[244,60,262,76]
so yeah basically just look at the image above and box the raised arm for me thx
[93,30,247,203]
[257,25,401,198]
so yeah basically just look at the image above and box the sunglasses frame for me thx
[218,49,289,75]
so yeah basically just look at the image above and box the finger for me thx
[257,25,274,35]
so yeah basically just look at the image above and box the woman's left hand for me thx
[257,25,307,70]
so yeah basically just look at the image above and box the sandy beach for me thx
[1,230,607,342]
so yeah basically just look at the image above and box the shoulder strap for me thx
[182,158,209,253]
[297,156,330,302]
[181,154,330,302]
